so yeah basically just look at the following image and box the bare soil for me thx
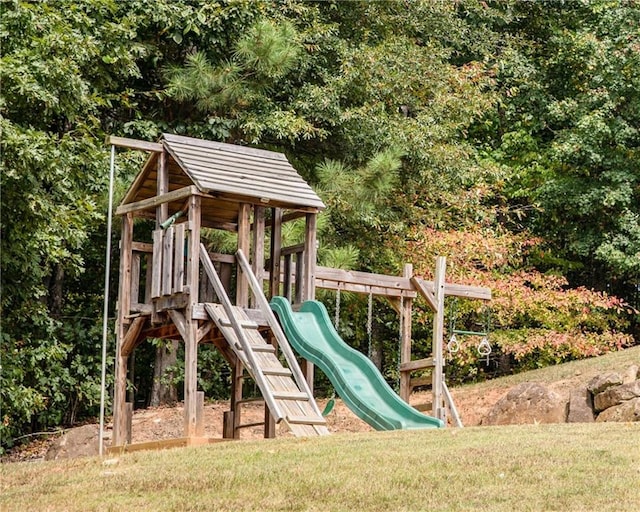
[1,387,501,463]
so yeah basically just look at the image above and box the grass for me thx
[2,423,640,511]
[456,343,640,393]
[3,346,639,511]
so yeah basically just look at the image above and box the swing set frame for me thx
[314,258,491,427]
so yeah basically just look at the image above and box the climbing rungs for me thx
[286,415,327,426]
[399,357,436,372]
[262,368,292,377]
[273,391,310,401]
[235,343,276,353]
[219,319,259,329]
[237,421,265,430]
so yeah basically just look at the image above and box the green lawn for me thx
[2,422,639,511]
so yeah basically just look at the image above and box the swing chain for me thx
[396,296,404,392]
[447,298,459,355]
[366,292,373,358]
[334,288,341,330]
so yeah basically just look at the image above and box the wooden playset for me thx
[106,134,491,451]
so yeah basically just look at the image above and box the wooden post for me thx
[236,203,251,308]
[157,149,168,225]
[251,206,265,307]
[269,208,282,298]
[399,263,413,402]
[303,213,317,301]
[183,194,201,437]
[300,213,318,389]
[253,206,275,438]
[431,257,446,422]
[113,213,133,446]
[195,391,205,437]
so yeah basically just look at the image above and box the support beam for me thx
[106,135,163,153]
[399,264,413,402]
[236,203,251,308]
[183,194,201,438]
[113,213,134,446]
[115,186,200,216]
[269,208,283,298]
[431,257,446,423]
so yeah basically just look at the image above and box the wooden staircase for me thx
[199,244,329,437]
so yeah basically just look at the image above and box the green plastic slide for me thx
[270,297,444,431]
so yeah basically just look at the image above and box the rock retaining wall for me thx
[482,365,639,425]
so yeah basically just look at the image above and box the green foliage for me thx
[406,226,634,383]
[478,0,640,296]
[2,0,638,447]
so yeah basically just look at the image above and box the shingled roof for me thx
[120,134,325,221]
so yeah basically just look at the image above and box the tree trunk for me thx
[149,340,179,407]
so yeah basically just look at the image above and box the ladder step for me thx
[262,367,292,377]
[235,343,276,353]
[286,415,327,426]
[236,421,265,430]
[273,392,310,401]
[220,319,259,329]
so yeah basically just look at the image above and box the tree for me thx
[476,0,640,306]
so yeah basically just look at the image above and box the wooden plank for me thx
[195,391,205,437]
[167,310,188,342]
[210,252,236,264]
[116,186,199,216]
[262,368,293,377]
[281,243,305,256]
[399,264,413,402]
[410,376,432,391]
[157,149,169,225]
[411,276,437,312]
[251,205,265,310]
[107,135,163,153]
[316,278,415,298]
[132,241,153,253]
[184,194,201,438]
[400,357,436,372]
[151,229,163,298]
[240,344,276,353]
[144,253,153,303]
[269,208,282,297]
[303,213,317,301]
[130,252,141,305]
[162,226,174,296]
[173,222,185,293]
[236,203,251,308]
[219,319,259,329]
[120,316,147,357]
[316,266,413,291]
[286,415,327,426]
[432,257,446,422]
[283,254,293,301]
[273,391,309,401]
[113,213,134,446]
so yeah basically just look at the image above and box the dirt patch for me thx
[1,389,491,463]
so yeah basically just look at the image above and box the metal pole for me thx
[98,144,116,456]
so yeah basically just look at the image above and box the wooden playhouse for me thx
[109,133,491,450]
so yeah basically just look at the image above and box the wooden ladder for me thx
[199,244,329,437]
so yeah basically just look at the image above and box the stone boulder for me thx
[586,372,623,396]
[566,386,595,423]
[595,397,640,423]
[622,365,639,384]
[593,380,640,412]
[482,382,568,425]
[45,424,103,460]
